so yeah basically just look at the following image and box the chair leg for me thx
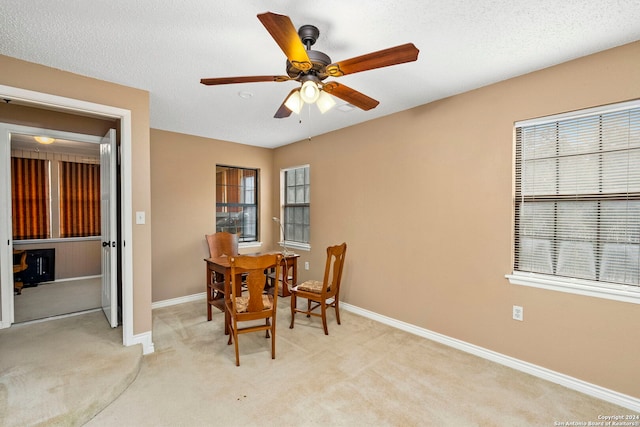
[289,293,297,329]
[334,298,341,325]
[271,317,276,360]
[233,325,240,367]
[207,283,212,321]
[265,318,270,338]
[321,302,328,335]
[307,299,312,318]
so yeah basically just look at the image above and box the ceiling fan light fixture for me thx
[300,80,320,104]
[34,136,55,144]
[316,90,336,114]
[284,90,303,114]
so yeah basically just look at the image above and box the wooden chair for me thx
[290,243,347,335]
[266,256,296,297]
[226,253,282,366]
[205,232,239,321]
[13,249,28,295]
[206,231,239,258]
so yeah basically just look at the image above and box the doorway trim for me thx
[0,84,143,352]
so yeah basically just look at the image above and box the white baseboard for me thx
[51,275,102,283]
[152,292,205,310]
[127,330,154,355]
[341,302,640,413]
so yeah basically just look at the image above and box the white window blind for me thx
[512,101,640,299]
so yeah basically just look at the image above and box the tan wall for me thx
[274,41,640,398]
[1,54,153,335]
[14,240,101,279]
[0,102,116,135]
[149,129,275,302]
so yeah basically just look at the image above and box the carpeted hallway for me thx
[1,298,637,426]
[0,310,141,427]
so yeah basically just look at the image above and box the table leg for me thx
[281,257,297,297]
[206,265,213,321]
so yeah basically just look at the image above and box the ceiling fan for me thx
[200,12,419,118]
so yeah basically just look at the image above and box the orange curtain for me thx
[11,157,50,240]
[226,169,240,212]
[59,161,101,237]
[216,171,225,205]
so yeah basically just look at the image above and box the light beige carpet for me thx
[83,299,637,426]
[0,311,141,427]
[13,277,101,323]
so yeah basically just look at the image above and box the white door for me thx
[100,129,118,327]
[0,126,12,326]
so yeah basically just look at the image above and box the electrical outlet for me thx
[513,305,523,321]
[304,261,309,270]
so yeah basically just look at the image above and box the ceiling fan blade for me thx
[274,89,298,118]
[322,82,379,111]
[257,12,312,72]
[326,43,419,77]
[200,75,290,85]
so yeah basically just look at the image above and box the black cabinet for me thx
[15,249,55,285]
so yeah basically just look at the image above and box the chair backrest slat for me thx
[323,243,347,295]
[230,253,282,313]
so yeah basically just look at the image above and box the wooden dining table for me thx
[204,252,299,334]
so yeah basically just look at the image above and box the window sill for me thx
[14,236,101,244]
[506,272,640,305]
[239,241,262,250]
[278,241,310,252]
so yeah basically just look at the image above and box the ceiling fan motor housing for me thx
[286,50,331,79]
[285,24,333,80]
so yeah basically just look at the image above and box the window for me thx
[216,165,258,242]
[282,165,310,246]
[11,157,101,240]
[508,100,640,303]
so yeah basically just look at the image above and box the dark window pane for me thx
[283,166,310,244]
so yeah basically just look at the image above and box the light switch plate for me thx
[136,211,145,224]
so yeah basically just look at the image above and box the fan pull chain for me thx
[307,103,312,141]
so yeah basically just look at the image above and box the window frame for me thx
[215,164,259,244]
[280,165,310,251]
[507,100,640,305]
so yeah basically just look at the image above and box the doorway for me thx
[9,128,109,323]
[0,84,143,352]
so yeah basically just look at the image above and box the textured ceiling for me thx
[1,1,639,148]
